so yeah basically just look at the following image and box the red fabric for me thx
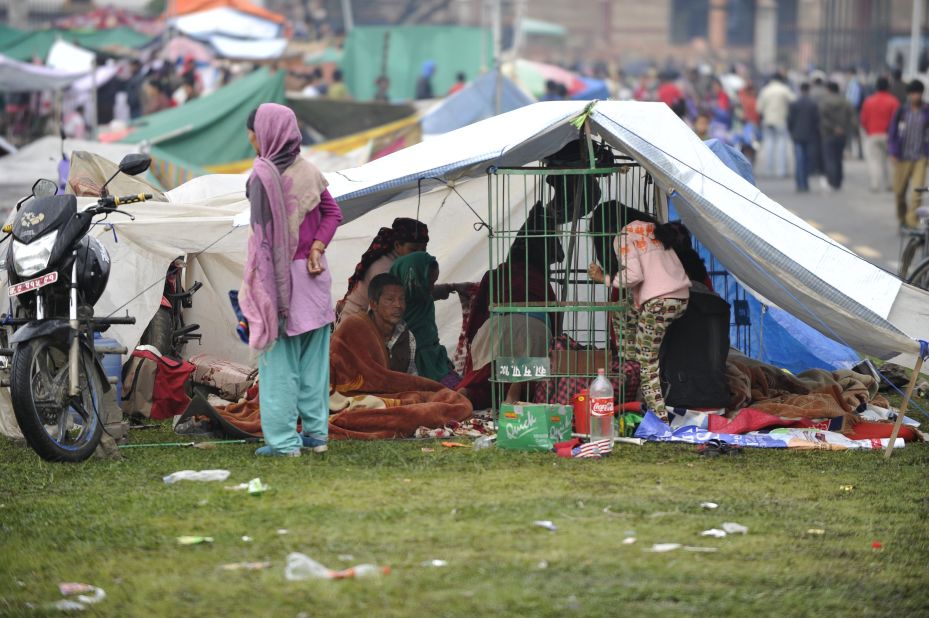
[447,83,465,96]
[657,83,683,107]
[707,408,814,434]
[860,92,901,135]
[846,421,918,442]
[739,90,760,124]
[131,349,195,420]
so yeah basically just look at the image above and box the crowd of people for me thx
[600,64,927,232]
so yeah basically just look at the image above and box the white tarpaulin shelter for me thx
[7,101,925,372]
[169,7,282,41]
[0,54,87,93]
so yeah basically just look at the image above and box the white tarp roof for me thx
[208,35,288,60]
[8,101,923,369]
[0,54,87,93]
[169,7,282,40]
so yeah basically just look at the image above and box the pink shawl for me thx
[240,103,318,351]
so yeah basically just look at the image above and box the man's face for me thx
[909,91,924,107]
[395,241,427,256]
[371,285,406,327]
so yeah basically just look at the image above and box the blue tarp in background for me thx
[422,71,535,135]
[669,138,860,373]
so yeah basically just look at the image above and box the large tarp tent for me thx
[29,101,927,370]
[342,25,492,102]
[421,70,535,135]
[287,96,417,141]
[0,26,152,62]
[119,68,285,177]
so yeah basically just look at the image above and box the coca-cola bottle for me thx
[588,368,615,449]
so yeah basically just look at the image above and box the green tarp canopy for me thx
[120,68,285,169]
[287,96,416,140]
[342,25,492,101]
[0,26,152,62]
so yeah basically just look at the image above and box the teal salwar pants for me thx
[258,325,331,453]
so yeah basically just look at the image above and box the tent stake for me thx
[883,356,924,459]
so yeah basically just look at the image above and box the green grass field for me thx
[1,418,928,617]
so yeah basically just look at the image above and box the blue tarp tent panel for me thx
[421,71,535,135]
[570,77,610,101]
[670,138,860,373]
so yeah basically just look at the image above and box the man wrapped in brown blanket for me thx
[327,313,473,439]
[204,312,473,440]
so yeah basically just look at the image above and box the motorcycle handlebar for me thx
[101,193,152,207]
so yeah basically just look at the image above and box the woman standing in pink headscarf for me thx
[240,103,343,456]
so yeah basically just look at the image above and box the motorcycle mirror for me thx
[32,178,58,198]
[117,153,151,176]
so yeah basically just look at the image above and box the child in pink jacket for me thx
[589,221,690,420]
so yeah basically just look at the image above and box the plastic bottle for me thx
[332,564,390,579]
[285,552,332,580]
[588,368,615,449]
[473,435,495,450]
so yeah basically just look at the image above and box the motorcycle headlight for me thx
[12,231,58,278]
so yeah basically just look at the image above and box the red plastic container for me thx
[572,390,589,434]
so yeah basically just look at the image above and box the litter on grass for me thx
[421,559,448,568]
[285,553,390,581]
[721,522,748,535]
[647,543,682,553]
[241,536,253,543]
[622,537,637,545]
[806,529,826,535]
[682,546,719,553]
[58,583,105,605]
[700,502,719,510]
[277,529,289,535]
[839,485,855,492]
[247,478,269,495]
[220,562,272,571]
[441,441,470,448]
[700,528,728,538]
[163,470,230,484]
[532,520,557,532]
[177,536,213,545]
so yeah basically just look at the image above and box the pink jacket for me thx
[612,222,690,309]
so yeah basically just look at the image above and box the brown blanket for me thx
[725,353,888,427]
[327,314,473,439]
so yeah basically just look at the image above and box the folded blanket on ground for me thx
[328,314,473,439]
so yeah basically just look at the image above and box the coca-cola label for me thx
[590,397,614,417]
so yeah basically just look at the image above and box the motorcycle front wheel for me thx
[11,336,102,462]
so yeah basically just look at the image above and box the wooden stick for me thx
[884,356,924,459]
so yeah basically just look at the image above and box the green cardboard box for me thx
[497,402,573,452]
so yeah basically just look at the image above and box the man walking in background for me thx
[889,80,929,230]
[757,72,795,178]
[787,83,820,192]
[819,81,856,191]
[860,77,900,192]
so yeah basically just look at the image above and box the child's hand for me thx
[587,262,606,284]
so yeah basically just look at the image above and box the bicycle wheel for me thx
[907,257,929,291]
[898,235,925,279]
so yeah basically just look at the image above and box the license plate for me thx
[9,272,58,297]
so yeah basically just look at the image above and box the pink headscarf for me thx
[239,103,312,351]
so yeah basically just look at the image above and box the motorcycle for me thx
[1,153,152,462]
